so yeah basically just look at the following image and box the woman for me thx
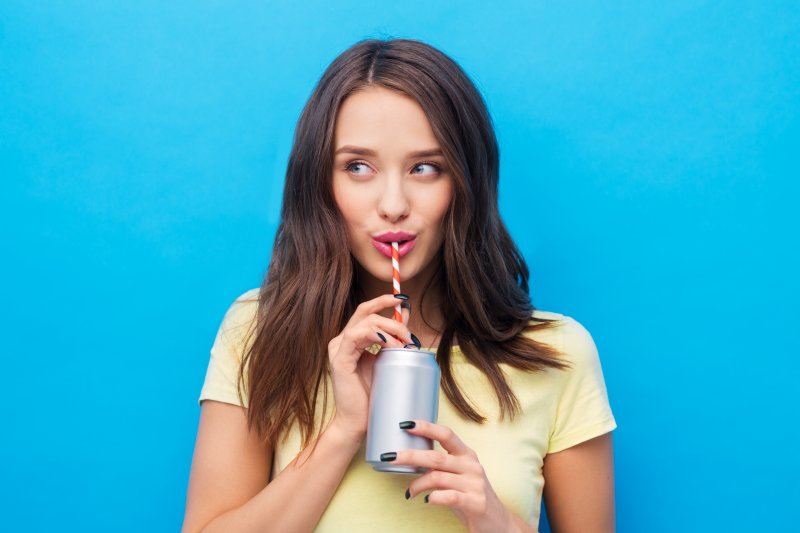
[183,38,616,533]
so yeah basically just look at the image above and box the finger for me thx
[400,420,472,456]
[388,448,463,474]
[327,335,342,356]
[365,315,412,345]
[408,469,473,500]
[424,489,469,511]
[342,324,403,354]
[346,294,411,328]
[400,300,411,325]
[372,327,405,349]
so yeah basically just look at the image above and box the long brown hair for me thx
[237,38,567,449]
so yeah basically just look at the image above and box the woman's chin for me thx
[364,267,395,284]
[356,262,417,287]
[352,251,431,289]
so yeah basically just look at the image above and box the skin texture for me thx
[542,432,616,532]
[331,86,453,346]
[331,86,454,288]
[182,86,615,533]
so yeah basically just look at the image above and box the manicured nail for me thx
[380,452,397,462]
[405,488,410,500]
[400,301,411,310]
[410,333,421,349]
[393,293,409,300]
[376,332,387,343]
[424,494,430,503]
[399,420,416,429]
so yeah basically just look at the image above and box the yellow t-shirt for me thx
[198,289,617,531]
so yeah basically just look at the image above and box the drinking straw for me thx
[391,241,402,322]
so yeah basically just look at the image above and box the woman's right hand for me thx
[327,294,412,444]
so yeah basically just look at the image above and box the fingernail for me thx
[380,452,397,462]
[376,332,387,343]
[393,293,409,300]
[424,494,430,504]
[400,301,411,310]
[405,488,410,500]
[399,420,416,429]
[410,333,421,349]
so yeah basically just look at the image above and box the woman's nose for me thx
[377,177,410,222]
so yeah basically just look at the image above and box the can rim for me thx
[376,347,436,357]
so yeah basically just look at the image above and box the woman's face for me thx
[332,86,454,286]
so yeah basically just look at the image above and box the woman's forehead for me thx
[334,88,441,158]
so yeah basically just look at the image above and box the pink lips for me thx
[372,231,417,258]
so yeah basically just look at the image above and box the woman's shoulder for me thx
[222,287,260,324]
[526,308,599,364]
[225,287,259,310]
[530,308,565,322]
[527,310,616,452]
[233,287,260,303]
[213,288,260,359]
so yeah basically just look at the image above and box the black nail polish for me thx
[405,488,410,500]
[424,494,430,504]
[380,452,397,462]
[399,420,416,429]
[410,333,421,349]
[393,293,409,300]
[376,332,387,343]
[400,301,411,310]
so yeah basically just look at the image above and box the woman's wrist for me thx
[326,415,367,449]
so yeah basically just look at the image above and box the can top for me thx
[376,347,438,366]
[378,346,435,356]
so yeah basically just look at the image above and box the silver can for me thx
[365,347,440,473]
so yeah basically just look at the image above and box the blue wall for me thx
[2,1,797,531]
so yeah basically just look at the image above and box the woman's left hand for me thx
[384,420,524,533]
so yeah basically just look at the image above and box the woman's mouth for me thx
[371,237,417,258]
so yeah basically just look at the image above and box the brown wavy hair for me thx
[237,38,567,449]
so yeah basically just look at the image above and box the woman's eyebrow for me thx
[334,145,444,158]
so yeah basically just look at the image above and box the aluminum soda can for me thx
[365,347,440,473]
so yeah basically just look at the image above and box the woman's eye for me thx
[412,162,441,175]
[344,161,372,176]
[343,160,442,178]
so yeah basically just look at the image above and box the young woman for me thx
[183,38,616,533]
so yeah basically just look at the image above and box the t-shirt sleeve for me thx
[197,288,260,408]
[547,316,617,454]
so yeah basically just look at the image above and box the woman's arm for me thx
[182,400,271,532]
[541,432,615,533]
[183,294,413,533]
[182,400,362,533]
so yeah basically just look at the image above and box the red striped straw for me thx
[391,241,402,322]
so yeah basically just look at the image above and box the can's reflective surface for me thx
[365,348,440,473]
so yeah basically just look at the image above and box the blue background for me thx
[2,1,797,531]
